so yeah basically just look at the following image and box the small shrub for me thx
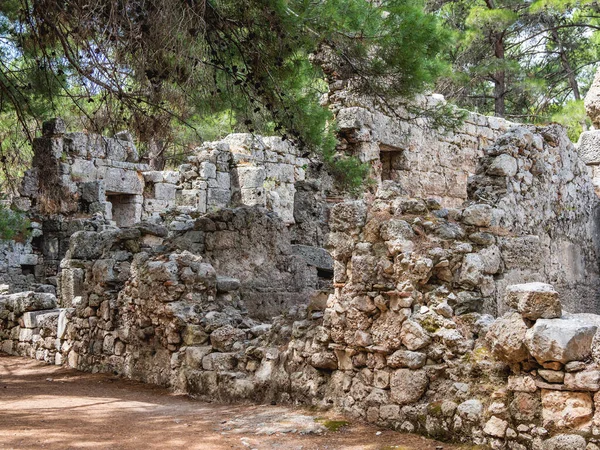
[0,204,30,241]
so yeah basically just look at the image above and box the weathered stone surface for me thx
[505,282,561,320]
[486,311,529,363]
[508,375,537,393]
[461,204,492,227]
[483,416,509,438]
[543,434,587,450]
[538,370,565,384]
[541,390,593,431]
[310,352,338,370]
[290,245,333,271]
[209,325,245,352]
[525,317,597,364]
[487,154,518,177]
[387,350,426,369]
[456,399,483,422]
[585,67,600,128]
[1,292,57,314]
[216,276,240,293]
[577,131,600,165]
[390,369,428,405]
[400,320,431,351]
[564,370,600,391]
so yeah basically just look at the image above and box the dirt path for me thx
[0,353,461,450]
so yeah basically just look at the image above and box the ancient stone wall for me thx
[328,88,514,208]
[6,196,600,449]
[470,125,600,314]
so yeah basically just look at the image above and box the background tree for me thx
[432,0,600,138]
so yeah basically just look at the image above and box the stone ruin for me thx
[6,74,600,449]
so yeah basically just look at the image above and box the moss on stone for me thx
[314,417,350,432]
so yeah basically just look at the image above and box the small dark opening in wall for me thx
[380,144,406,182]
[31,235,43,251]
[21,264,35,276]
[317,267,334,279]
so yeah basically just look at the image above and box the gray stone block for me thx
[577,130,600,165]
[291,245,333,271]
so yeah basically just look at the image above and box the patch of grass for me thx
[314,417,350,432]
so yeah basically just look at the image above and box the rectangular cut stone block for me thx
[153,183,178,200]
[236,166,265,189]
[564,370,600,391]
[240,188,265,207]
[22,309,60,329]
[578,130,600,165]
[63,132,88,157]
[207,188,230,208]
[71,159,97,183]
[102,168,144,194]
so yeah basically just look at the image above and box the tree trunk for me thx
[148,139,167,170]
[493,32,506,118]
[550,27,588,132]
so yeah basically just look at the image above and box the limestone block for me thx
[310,352,338,370]
[143,171,163,183]
[508,375,537,392]
[525,317,597,364]
[486,312,529,363]
[42,118,66,136]
[71,158,97,183]
[564,370,600,391]
[213,171,230,191]
[461,204,492,226]
[585,67,600,128]
[207,188,231,207]
[105,137,129,161]
[240,188,265,207]
[22,309,60,328]
[199,161,217,179]
[19,254,38,266]
[290,245,333,271]
[456,399,483,422]
[483,416,508,438]
[57,308,73,339]
[387,349,426,369]
[185,346,212,369]
[541,390,593,431]
[80,181,106,203]
[543,434,587,450]
[216,276,240,293]
[390,369,428,405]
[400,320,431,351]
[153,183,177,200]
[577,130,600,164]
[19,169,39,197]
[459,253,485,286]
[237,166,265,189]
[3,291,57,314]
[201,352,236,371]
[487,154,518,177]
[265,162,295,183]
[478,245,501,274]
[101,168,143,194]
[506,282,561,320]
[63,132,88,157]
